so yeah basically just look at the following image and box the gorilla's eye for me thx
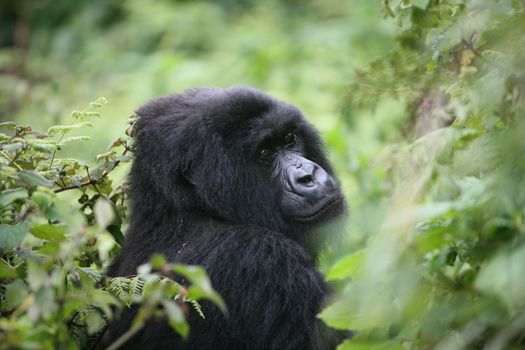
[283,132,296,145]
[260,148,274,158]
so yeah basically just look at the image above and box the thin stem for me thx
[48,131,66,170]
[0,150,23,171]
[85,166,101,194]
[106,324,145,350]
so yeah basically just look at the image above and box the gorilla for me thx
[105,86,347,350]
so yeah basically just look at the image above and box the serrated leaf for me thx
[47,122,93,136]
[95,151,116,162]
[59,135,92,146]
[0,222,30,250]
[32,143,54,153]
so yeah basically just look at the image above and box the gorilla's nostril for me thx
[298,174,314,185]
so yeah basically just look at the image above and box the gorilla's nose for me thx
[287,158,333,200]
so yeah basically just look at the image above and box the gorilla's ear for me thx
[180,168,196,186]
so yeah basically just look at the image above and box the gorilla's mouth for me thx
[294,195,344,223]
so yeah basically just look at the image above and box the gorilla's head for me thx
[132,86,345,237]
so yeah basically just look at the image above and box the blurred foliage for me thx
[1,0,525,349]
[319,1,525,349]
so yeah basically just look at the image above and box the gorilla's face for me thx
[253,128,344,226]
[134,87,345,236]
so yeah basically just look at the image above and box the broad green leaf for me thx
[326,249,366,281]
[318,300,359,330]
[18,170,55,187]
[0,188,28,207]
[30,224,65,242]
[0,222,30,250]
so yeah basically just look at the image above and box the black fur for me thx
[105,87,347,350]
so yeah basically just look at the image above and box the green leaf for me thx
[18,170,55,187]
[411,0,429,9]
[0,188,28,207]
[0,222,30,250]
[326,249,366,281]
[30,224,65,242]
[172,264,227,314]
[162,300,189,339]
[47,122,93,136]
[151,254,167,270]
[337,339,405,350]
[59,135,92,146]
[5,279,29,310]
[2,143,25,153]
[475,244,525,309]
[0,121,17,130]
[0,258,17,279]
[31,189,54,208]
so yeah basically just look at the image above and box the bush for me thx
[320,1,525,349]
[0,99,224,349]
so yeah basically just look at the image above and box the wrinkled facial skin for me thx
[279,153,343,223]
[254,130,344,227]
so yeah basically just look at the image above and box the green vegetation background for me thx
[1,1,524,349]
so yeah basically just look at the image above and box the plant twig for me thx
[14,206,32,225]
[106,324,145,350]
[0,150,23,171]
[54,171,110,193]
[85,166,101,194]
[53,147,129,194]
